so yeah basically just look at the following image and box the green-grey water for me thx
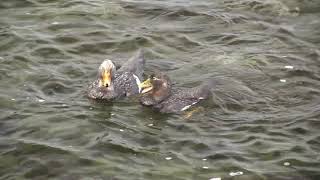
[1,0,320,179]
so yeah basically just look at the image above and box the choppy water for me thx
[1,0,320,179]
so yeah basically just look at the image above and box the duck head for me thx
[88,59,117,100]
[98,59,116,88]
[139,72,171,106]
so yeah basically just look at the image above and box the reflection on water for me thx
[1,0,320,179]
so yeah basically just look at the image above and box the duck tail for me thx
[118,49,145,78]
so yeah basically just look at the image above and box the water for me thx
[1,0,320,179]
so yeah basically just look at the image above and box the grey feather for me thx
[118,49,145,79]
[88,49,145,100]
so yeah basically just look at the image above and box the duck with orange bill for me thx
[88,49,145,100]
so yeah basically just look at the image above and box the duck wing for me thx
[156,84,213,113]
[187,81,214,100]
[118,49,145,79]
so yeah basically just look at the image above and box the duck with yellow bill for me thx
[139,72,214,114]
[87,49,145,100]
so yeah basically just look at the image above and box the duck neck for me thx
[152,87,171,104]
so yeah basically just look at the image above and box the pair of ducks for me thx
[88,49,213,114]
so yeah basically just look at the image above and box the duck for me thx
[87,49,145,100]
[139,72,214,114]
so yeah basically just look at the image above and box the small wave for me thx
[53,35,80,44]
[0,0,35,9]
[0,30,24,52]
[307,136,320,152]
[31,47,69,59]
[171,140,211,153]
[41,81,75,96]
[74,37,152,54]
[224,0,294,17]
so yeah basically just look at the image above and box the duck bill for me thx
[139,78,153,93]
[99,70,112,87]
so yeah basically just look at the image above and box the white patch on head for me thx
[133,74,142,93]
[99,59,115,71]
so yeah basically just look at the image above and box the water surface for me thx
[1,0,320,179]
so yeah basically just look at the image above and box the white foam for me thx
[165,157,172,160]
[284,65,293,69]
[229,171,243,176]
[280,79,286,83]
[284,162,290,166]
[209,178,221,180]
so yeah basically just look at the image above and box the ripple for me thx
[53,35,80,44]
[171,140,211,154]
[262,173,312,180]
[257,150,284,161]
[166,9,205,17]
[91,141,139,154]
[59,64,85,79]
[2,0,320,179]
[24,162,49,179]
[206,153,230,161]
[224,0,293,17]
[41,81,75,95]
[288,127,309,135]
[226,37,263,45]
[31,47,69,59]
[232,135,257,144]
[290,145,307,153]
[74,41,115,54]
[47,23,105,31]
[116,36,153,51]
[59,0,99,8]
[277,157,320,169]
[307,136,320,152]
[0,0,35,9]
[0,138,121,179]
[287,68,320,80]
[74,37,152,54]
[0,30,23,52]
